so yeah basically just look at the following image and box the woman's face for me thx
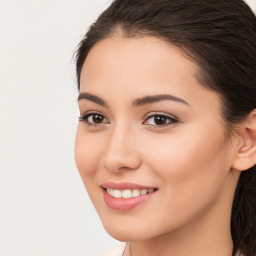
[75,36,239,241]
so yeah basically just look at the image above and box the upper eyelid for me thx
[79,111,108,120]
[80,110,106,117]
[144,112,178,120]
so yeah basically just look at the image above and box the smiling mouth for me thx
[104,188,158,199]
[101,182,158,210]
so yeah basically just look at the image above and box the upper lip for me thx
[100,181,157,190]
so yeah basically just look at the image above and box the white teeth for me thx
[132,189,140,197]
[113,189,122,198]
[106,188,156,198]
[122,189,132,198]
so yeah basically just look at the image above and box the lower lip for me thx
[103,189,156,211]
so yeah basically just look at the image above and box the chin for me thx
[100,216,157,242]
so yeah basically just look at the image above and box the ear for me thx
[232,109,256,171]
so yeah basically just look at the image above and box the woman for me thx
[74,0,256,255]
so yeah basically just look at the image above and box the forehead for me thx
[80,36,221,114]
[81,37,196,89]
[81,36,197,80]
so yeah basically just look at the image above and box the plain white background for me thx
[1,1,255,255]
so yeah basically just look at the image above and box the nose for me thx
[101,125,141,173]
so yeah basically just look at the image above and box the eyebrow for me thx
[132,94,190,107]
[77,92,190,107]
[77,93,108,107]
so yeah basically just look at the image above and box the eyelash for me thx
[78,112,109,126]
[143,113,178,127]
[78,112,178,128]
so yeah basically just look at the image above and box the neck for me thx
[127,202,234,256]
[128,230,233,256]
[128,225,233,256]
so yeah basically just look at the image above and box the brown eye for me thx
[92,114,104,123]
[79,113,109,125]
[144,114,178,127]
[154,116,167,125]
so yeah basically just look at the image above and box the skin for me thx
[75,36,242,256]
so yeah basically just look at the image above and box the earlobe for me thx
[232,110,256,171]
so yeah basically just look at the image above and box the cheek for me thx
[74,127,107,211]
[74,126,103,180]
[135,125,232,231]
[141,123,230,189]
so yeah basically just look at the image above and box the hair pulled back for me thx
[75,1,256,255]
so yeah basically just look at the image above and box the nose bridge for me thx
[109,123,129,151]
[102,121,140,172]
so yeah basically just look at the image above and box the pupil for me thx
[93,114,103,123]
[154,116,166,125]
